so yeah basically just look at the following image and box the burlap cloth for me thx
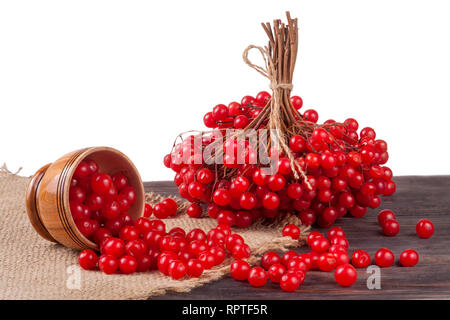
[0,167,309,300]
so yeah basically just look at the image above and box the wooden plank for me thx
[144,176,450,299]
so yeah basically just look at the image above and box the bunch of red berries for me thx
[164,91,396,229]
[69,159,138,240]
[78,218,252,276]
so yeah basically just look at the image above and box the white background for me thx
[1,0,449,181]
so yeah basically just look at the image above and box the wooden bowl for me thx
[25,147,145,251]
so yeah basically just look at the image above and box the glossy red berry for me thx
[280,271,303,292]
[318,253,337,272]
[91,173,113,196]
[187,259,204,277]
[382,219,400,236]
[112,173,128,190]
[232,243,251,260]
[374,248,394,268]
[168,260,187,279]
[400,249,419,267]
[416,219,434,238]
[248,267,268,287]
[261,251,281,270]
[351,250,371,268]
[334,264,357,287]
[213,188,231,206]
[267,263,286,283]
[282,224,301,240]
[230,259,251,281]
[378,209,396,224]
[310,237,330,253]
[144,203,153,218]
[119,255,138,274]
[98,254,118,274]
[78,249,98,270]
[102,238,125,258]
[290,96,303,110]
[186,203,203,218]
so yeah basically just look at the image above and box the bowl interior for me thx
[66,147,145,247]
[87,149,144,219]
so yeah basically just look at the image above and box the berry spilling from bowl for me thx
[69,159,139,241]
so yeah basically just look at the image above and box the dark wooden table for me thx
[145,176,450,300]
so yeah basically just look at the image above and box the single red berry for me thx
[416,219,434,239]
[306,232,324,247]
[187,259,204,277]
[400,249,419,267]
[235,211,253,228]
[162,199,178,217]
[327,227,345,240]
[213,188,231,206]
[168,260,187,279]
[230,259,251,281]
[351,250,371,268]
[78,249,98,270]
[280,271,304,292]
[382,219,400,236]
[378,209,396,224]
[125,239,148,258]
[282,224,301,240]
[136,254,153,272]
[144,203,153,218]
[198,251,216,269]
[290,96,303,110]
[153,202,170,219]
[74,161,90,179]
[119,225,139,242]
[209,246,226,265]
[225,234,244,252]
[267,263,286,283]
[98,254,118,274]
[248,267,268,287]
[119,255,138,274]
[186,228,207,243]
[112,173,128,190]
[281,250,299,267]
[310,237,330,253]
[318,253,337,272]
[91,173,113,196]
[69,187,86,203]
[102,238,125,258]
[261,251,281,270]
[217,210,236,227]
[374,248,394,267]
[186,203,203,218]
[232,243,251,260]
[334,264,357,287]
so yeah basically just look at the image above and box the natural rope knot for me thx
[270,82,293,90]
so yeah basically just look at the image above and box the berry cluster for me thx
[228,209,430,292]
[78,214,253,277]
[143,199,178,219]
[230,226,358,291]
[69,160,138,240]
[164,91,396,228]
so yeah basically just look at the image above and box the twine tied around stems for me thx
[242,45,294,91]
[242,44,311,188]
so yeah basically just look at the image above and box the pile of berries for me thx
[230,210,431,292]
[69,159,138,240]
[164,92,396,228]
[78,210,254,276]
